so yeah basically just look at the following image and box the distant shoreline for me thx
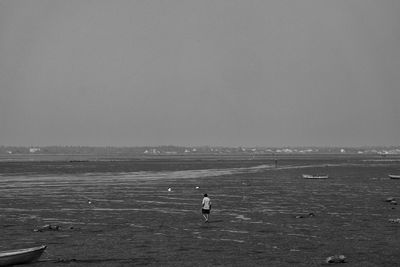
[0,152,399,163]
[1,145,399,157]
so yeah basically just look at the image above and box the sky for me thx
[0,0,399,147]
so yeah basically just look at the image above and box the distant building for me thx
[143,149,160,154]
[29,148,40,153]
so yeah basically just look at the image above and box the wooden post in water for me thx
[272,153,278,168]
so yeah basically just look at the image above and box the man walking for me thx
[202,193,211,223]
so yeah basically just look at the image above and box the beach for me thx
[1,155,400,266]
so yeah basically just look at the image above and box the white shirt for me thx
[202,197,211,210]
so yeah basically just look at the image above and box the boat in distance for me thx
[0,245,46,266]
[302,174,328,179]
[389,174,400,179]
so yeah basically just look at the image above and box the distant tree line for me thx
[0,145,399,155]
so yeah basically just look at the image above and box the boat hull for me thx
[302,174,328,179]
[0,245,46,266]
[389,175,400,179]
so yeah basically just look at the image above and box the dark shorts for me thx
[202,209,210,214]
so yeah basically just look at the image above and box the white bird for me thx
[168,188,172,192]
[195,186,199,189]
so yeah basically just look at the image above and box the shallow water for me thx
[1,155,400,266]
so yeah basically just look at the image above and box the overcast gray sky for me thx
[0,0,399,147]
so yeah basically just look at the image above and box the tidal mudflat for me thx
[1,155,400,266]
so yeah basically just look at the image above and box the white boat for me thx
[302,174,328,179]
[0,245,46,266]
[389,174,400,179]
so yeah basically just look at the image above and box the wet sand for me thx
[1,156,400,266]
